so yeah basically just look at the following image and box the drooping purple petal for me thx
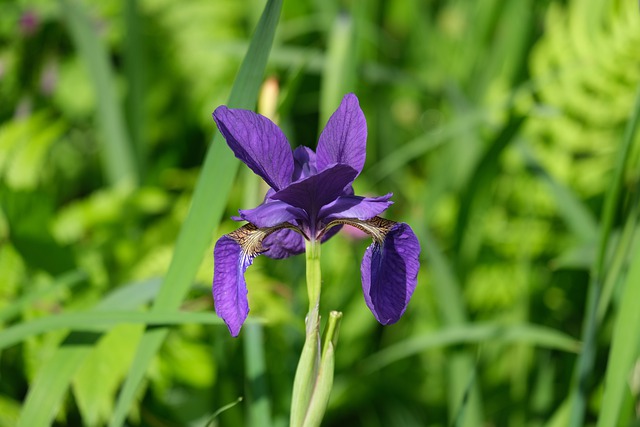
[262,228,306,259]
[213,106,294,191]
[239,200,307,228]
[316,93,367,175]
[361,222,420,325]
[270,164,358,218]
[213,235,255,337]
[292,146,317,181]
[319,193,393,222]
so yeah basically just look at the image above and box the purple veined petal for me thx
[319,193,393,222]
[239,200,307,228]
[213,106,294,191]
[213,223,281,336]
[262,228,306,259]
[270,164,358,220]
[316,93,367,175]
[292,146,318,181]
[213,235,254,337]
[361,222,420,325]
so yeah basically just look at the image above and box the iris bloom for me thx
[213,94,420,336]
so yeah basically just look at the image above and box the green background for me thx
[1,0,639,426]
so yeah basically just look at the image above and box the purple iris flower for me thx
[212,93,420,336]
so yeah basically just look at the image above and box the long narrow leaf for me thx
[0,311,225,350]
[567,83,640,427]
[17,279,160,427]
[243,323,273,427]
[519,143,598,243]
[123,0,146,175]
[319,12,354,126]
[362,322,580,373]
[418,225,484,426]
[60,0,138,186]
[596,243,640,426]
[109,2,283,425]
[453,113,525,262]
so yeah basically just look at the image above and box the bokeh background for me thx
[1,0,639,426]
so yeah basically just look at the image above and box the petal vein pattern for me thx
[213,106,294,191]
[316,93,367,175]
[360,222,420,325]
[213,223,290,336]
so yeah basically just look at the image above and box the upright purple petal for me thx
[361,223,420,325]
[213,106,294,191]
[239,200,307,228]
[319,193,393,222]
[270,164,357,219]
[292,146,317,181]
[263,228,306,259]
[316,93,367,175]
[213,235,255,336]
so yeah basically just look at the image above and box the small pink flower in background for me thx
[19,10,39,36]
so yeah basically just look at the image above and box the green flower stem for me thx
[305,239,322,322]
[290,241,342,427]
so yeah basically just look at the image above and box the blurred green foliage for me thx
[0,0,639,426]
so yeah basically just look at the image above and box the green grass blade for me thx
[59,0,138,186]
[453,113,526,267]
[109,2,283,425]
[243,323,272,427]
[418,225,483,426]
[17,338,100,427]
[0,311,225,350]
[568,83,640,427]
[361,323,580,373]
[319,12,354,127]
[597,243,640,426]
[96,278,162,308]
[597,196,640,322]
[519,143,598,243]
[16,278,159,427]
[368,111,487,183]
[123,0,147,177]
[420,226,467,326]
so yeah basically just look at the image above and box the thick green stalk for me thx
[291,240,322,427]
[290,241,342,427]
[305,240,322,321]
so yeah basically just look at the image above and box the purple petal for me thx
[292,146,317,181]
[316,93,367,175]
[239,200,307,228]
[263,228,306,259]
[213,106,294,191]
[270,164,357,219]
[213,235,255,336]
[361,223,420,325]
[319,193,393,222]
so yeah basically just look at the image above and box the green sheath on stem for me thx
[290,240,322,427]
[303,311,343,427]
[290,241,342,427]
